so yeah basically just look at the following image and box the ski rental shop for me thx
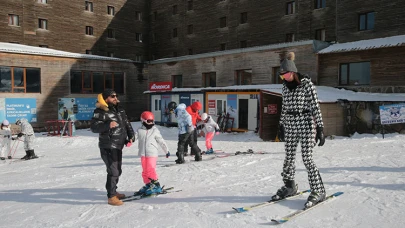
[202,85,271,132]
[145,82,204,125]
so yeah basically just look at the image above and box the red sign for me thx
[268,104,277,114]
[149,82,172,91]
[208,100,216,108]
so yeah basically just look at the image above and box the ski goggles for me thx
[145,119,154,124]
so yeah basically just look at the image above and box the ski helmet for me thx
[140,111,154,124]
[201,113,208,121]
[190,101,202,111]
[2,120,9,126]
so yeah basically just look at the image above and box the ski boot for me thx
[134,183,151,196]
[21,151,30,160]
[29,150,38,159]
[271,179,298,201]
[144,179,163,196]
[204,148,214,155]
[305,191,326,208]
[0,157,5,160]
[7,156,12,159]
[195,151,202,161]
[175,152,185,164]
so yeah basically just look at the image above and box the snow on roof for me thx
[0,42,134,62]
[262,85,405,102]
[318,35,405,54]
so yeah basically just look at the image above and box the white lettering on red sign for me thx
[151,84,171,90]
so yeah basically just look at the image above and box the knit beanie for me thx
[280,52,297,73]
[102,89,116,100]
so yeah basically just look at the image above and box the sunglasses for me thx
[109,94,118,98]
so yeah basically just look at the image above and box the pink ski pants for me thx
[141,156,158,184]
[205,132,214,150]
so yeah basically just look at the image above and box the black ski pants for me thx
[178,131,200,157]
[100,148,123,198]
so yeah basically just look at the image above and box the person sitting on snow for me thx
[14,118,38,160]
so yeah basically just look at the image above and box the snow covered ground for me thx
[1,122,404,228]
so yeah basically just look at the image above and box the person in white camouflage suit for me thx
[272,52,326,208]
[14,118,38,160]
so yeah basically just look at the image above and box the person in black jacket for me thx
[272,52,326,208]
[91,89,135,206]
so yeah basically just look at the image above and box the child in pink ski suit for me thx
[134,111,170,196]
[200,113,220,154]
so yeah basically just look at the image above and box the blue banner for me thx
[179,93,191,106]
[0,98,37,123]
[379,103,405,125]
[58,98,97,121]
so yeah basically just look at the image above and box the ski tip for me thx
[232,207,248,213]
[271,219,288,224]
[333,191,344,197]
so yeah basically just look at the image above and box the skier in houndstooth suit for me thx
[272,52,326,208]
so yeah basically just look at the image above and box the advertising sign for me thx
[58,98,97,121]
[149,82,172,92]
[179,93,191,106]
[0,98,37,123]
[268,104,277,114]
[208,100,216,115]
[379,103,405,125]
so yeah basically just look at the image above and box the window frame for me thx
[240,12,248,24]
[135,11,142,21]
[286,33,295,42]
[37,0,48,4]
[85,1,94,12]
[172,28,178,38]
[38,18,48,30]
[187,24,193,35]
[202,72,217,87]
[315,29,325,41]
[107,6,115,16]
[286,1,296,15]
[314,0,326,9]
[70,71,124,94]
[85,26,94,36]
[0,66,41,93]
[85,50,92,54]
[240,40,247,48]
[219,17,227,28]
[172,5,178,15]
[187,0,193,11]
[8,14,19,26]
[107,29,115,39]
[188,48,193,55]
[172,75,183,88]
[235,69,252,85]
[359,12,375,31]
[339,62,371,86]
[220,43,227,51]
[135,33,143,42]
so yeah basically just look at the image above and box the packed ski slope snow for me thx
[1,122,404,228]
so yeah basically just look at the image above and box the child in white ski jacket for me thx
[199,113,220,154]
[15,118,38,160]
[134,111,169,196]
[0,120,11,160]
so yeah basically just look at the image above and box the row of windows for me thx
[170,61,371,88]
[0,66,41,93]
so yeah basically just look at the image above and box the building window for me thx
[136,33,142,42]
[70,71,124,94]
[135,11,142,21]
[220,17,227,28]
[315,29,325,41]
[172,28,178,38]
[286,1,295,15]
[38,19,48,30]
[85,26,93,35]
[151,33,157,42]
[173,52,178,57]
[187,0,193,11]
[235,69,252,85]
[0,66,41,93]
[202,72,216,87]
[359,12,375,31]
[107,29,115,39]
[240,40,247,48]
[172,5,178,15]
[272,67,282,84]
[38,0,47,4]
[286,33,295,42]
[107,52,114,57]
[188,48,193,55]
[135,55,143,62]
[85,1,93,12]
[107,6,115,16]
[8,14,19,26]
[240,12,248,24]
[220,43,227,51]
[172,75,182,88]
[315,0,326,9]
[85,50,92,54]
[39,45,48,48]
[340,62,370,85]
[187,24,193,35]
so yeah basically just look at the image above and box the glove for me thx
[277,124,285,142]
[187,125,194,134]
[215,132,219,136]
[17,133,23,138]
[125,142,132,147]
[315,127,325,146]
[11,137,15,141]
[166,151,170,158]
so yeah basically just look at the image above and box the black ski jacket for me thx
[91,102,135,150]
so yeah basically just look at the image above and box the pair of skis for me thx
[122,187,181,202]
[232,190,343,224]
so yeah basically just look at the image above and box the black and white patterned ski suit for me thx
[279,74,325,194]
